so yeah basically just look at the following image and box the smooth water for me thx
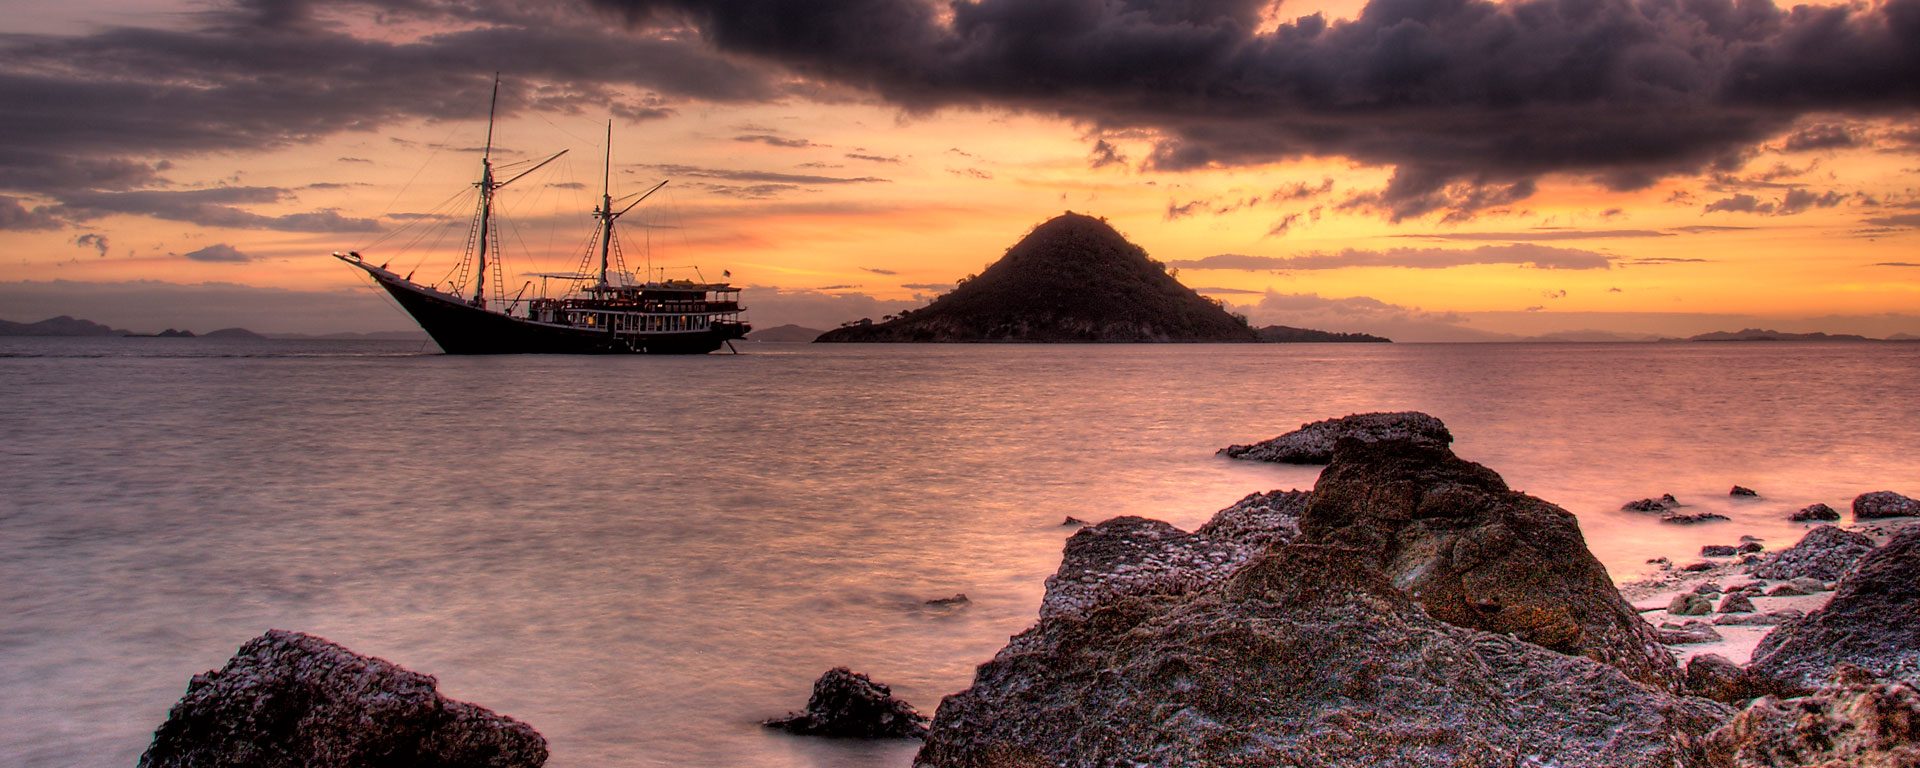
[3,338,1917,767]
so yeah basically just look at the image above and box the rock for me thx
[1659,621,1726,644]
[1713,609,1804,626]
[1750,529,1920,693]
[764,667,928,739]
[1682,561,1719,572]
[1040,491,1307,620]
[915,544,1731,768]
[1746,525,1875,582]
[1694,582,1725,595]
[1670,593,1715,616]
[1716,593,1755,613]
[1684,654,1783,705]
[925,594,970,607]
[1649,557,1674,569]
[1736,542,1764,554]
[1624,497,1677,513]
[1298,437,1681,689]
[139,630,546,768]
[1060,516,1087,527]
[1729,486,1759,497]
[1702,545,1738,557]
[1663,512,1731,525]
[1854,490,1920,519]
[1218,411,1452,464]
[1790,502,1840,522]
[1702,665,1920,767]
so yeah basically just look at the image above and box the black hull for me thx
[367,271,742,355]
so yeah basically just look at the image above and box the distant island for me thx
[0,316,422,340]
[746,324,827,343]
[1687,328,1878,342]
[1255,325,1391,343]
[0,315,129,336]
[817,212,1359,343]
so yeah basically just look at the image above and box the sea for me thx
[2,337,1917,767]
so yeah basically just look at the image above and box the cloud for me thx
[1399,229,1671,242]
[640,164,887,185]
[739,284,924,329]
[49,187,382,232]
[1231,290,1508,342]
[1865,213,1920,228]
[1265,208,1319,238]
[1191,286,1265,295]
[1783,124,1859,152]
[1872,261,1920,267]
[73,232,109,257]
[595,0,1920,220]
[0,194,63,230]
[1088,139,1127,169]
[1168,243,1614,271]
[735,133,818,148]
[900,282,952,291]
[845,152,901,164]
[860,266,898,275]
[181,244,252,263]
[1626,257,1712,264]
[1704,188,1848,216]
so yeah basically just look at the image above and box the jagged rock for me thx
[1664,512,1732,525]
[1625,494,1682,513]
[1713,609,1804,626]
[1671,593,1716,616]
[1790,503,1840,522]
[1660,621,1726,644]
[1703,545,1738,557]
[1747,525,1875,582]
[925,594,970,607]
[1854,490,1920,519]
[1217,411,1452,464]
[764,668,928,739]
[1702,665,1920,767]
[1717,593,1756,613]
[1750,529,1920,693]
[1684,654,1783,705]
[1040,491,1306,620]
[915,545,1730,768]
[1060,516,1087,527]
[1737,542,1764,554]
[1300,437,1680,689]
[139,630,546,768]
[1729,486,1759,497]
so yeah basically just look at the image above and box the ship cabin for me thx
[526,281,746,336]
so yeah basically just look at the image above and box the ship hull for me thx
[364,268,741,355]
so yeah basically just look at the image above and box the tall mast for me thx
[471,73,501,309]
[597,121,613,291]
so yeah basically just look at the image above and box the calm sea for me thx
[3,338,1917,767]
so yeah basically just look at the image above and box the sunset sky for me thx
[2,0,1916,340]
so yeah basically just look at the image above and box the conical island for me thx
[816,212,1259,343]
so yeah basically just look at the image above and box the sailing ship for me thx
[335,79,750,354]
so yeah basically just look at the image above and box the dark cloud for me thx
[1168,243,1613,271]
[337,156,373,163]
[0,194,63,230]
[1782,123,1859,152]
[182,243,252,263]
[640,164,887,185]
[1703,188,1848,215]
[73,233,109,257]
[51,187,381,232]
[1088,139,1128,169]
[1399,229,1671,241]
[735,133,819,148]
[1872,261,1920,266]
[949,167,994,180]
[1265,208,1320,238]
[845,152,902,163]
[1671,224,1756,233]
[1270,178,1335,202]
[595,0,1920,221]
[1866,213,1920,227]
[1191,286,1264,294]
[814,284,860,291]
[861,266,898,275]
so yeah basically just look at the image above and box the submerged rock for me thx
[1702,545,1738,557]
[1217,411,1452,464]
[139,630,546,768]
[1663,512,1731,525]
[764,668,928,739]
[1790,502,1840,522]
[1301,438,1682,689]
[1703,665,1920,767]
[1854,490,1920,519]
[1746,525,1875,582]
[1750,528,1920,693]
[924,594,970,607]
[1624,494,1683,513]
[1729,486,1759,497]
[915,545,1729,768]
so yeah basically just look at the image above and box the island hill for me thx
[815,212,1387,344]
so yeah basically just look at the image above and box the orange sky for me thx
[2,0,1916,339]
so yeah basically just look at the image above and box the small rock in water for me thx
[1716,593,1756,613]
[1852,490,1919,519]
[1668,592,1714,615]
[1623,495,1679,512]
[763,668,928,739]
[925,593,970,607]
[1739,535,1764,543]
[1701,544,1738,557]
[1217,411,1452,464]
[1662,512,1731,525]
[1737,541,1764,554]
[1681,561,1718,572]
[1647,556,1673,569]
[1729,485,1759,497]
[1061,516,1088,527]
[1790,503,1840,522]
[1658,620,1724,644]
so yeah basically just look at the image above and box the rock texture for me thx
[1301,437,1681,689]
[1747,525,1875,582]
[1703,666,1920,767]
[140,630,545,768]
[1791,502,1840,522]
[1854,490,1920,519]
[1684,654,1783,705]
[1750,528,1920,693]
[1217,411,1452,464]
[915,545,1729,768]
[814,212,1258,343]
[764,667,928,739]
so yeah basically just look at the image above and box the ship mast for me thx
[471,74,501,309]
[595,122,670,292]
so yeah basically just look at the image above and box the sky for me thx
[1,0,1916,340]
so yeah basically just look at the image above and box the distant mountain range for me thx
[1685,328,1879,342]
[0,315,129,336]
[1255,325,1391,343]
[0,316,423,340]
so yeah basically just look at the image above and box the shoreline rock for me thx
[764,668,928,739]
[1703,665,1920,766]
[1749,528,1920,693]
[140,630,546,768]
[1746,525,1874,582]
[1854,490,1919,519]
[1217,411,1452,464]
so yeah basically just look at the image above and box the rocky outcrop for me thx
[1854,490,1920,519]
[764,668,928,739]
[1218,411,1452,464]
[1750,528,1920,693]
[140,630,545,768]
[1625,494,1683,513]
[1684,654,1783,705]
[1703,666,1920,767]
[1790,502,1839,522]
[1301,437,1681,689]
[1729,486,1759,497]
[1746,525,1875,582]
[915,545,1729,768]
